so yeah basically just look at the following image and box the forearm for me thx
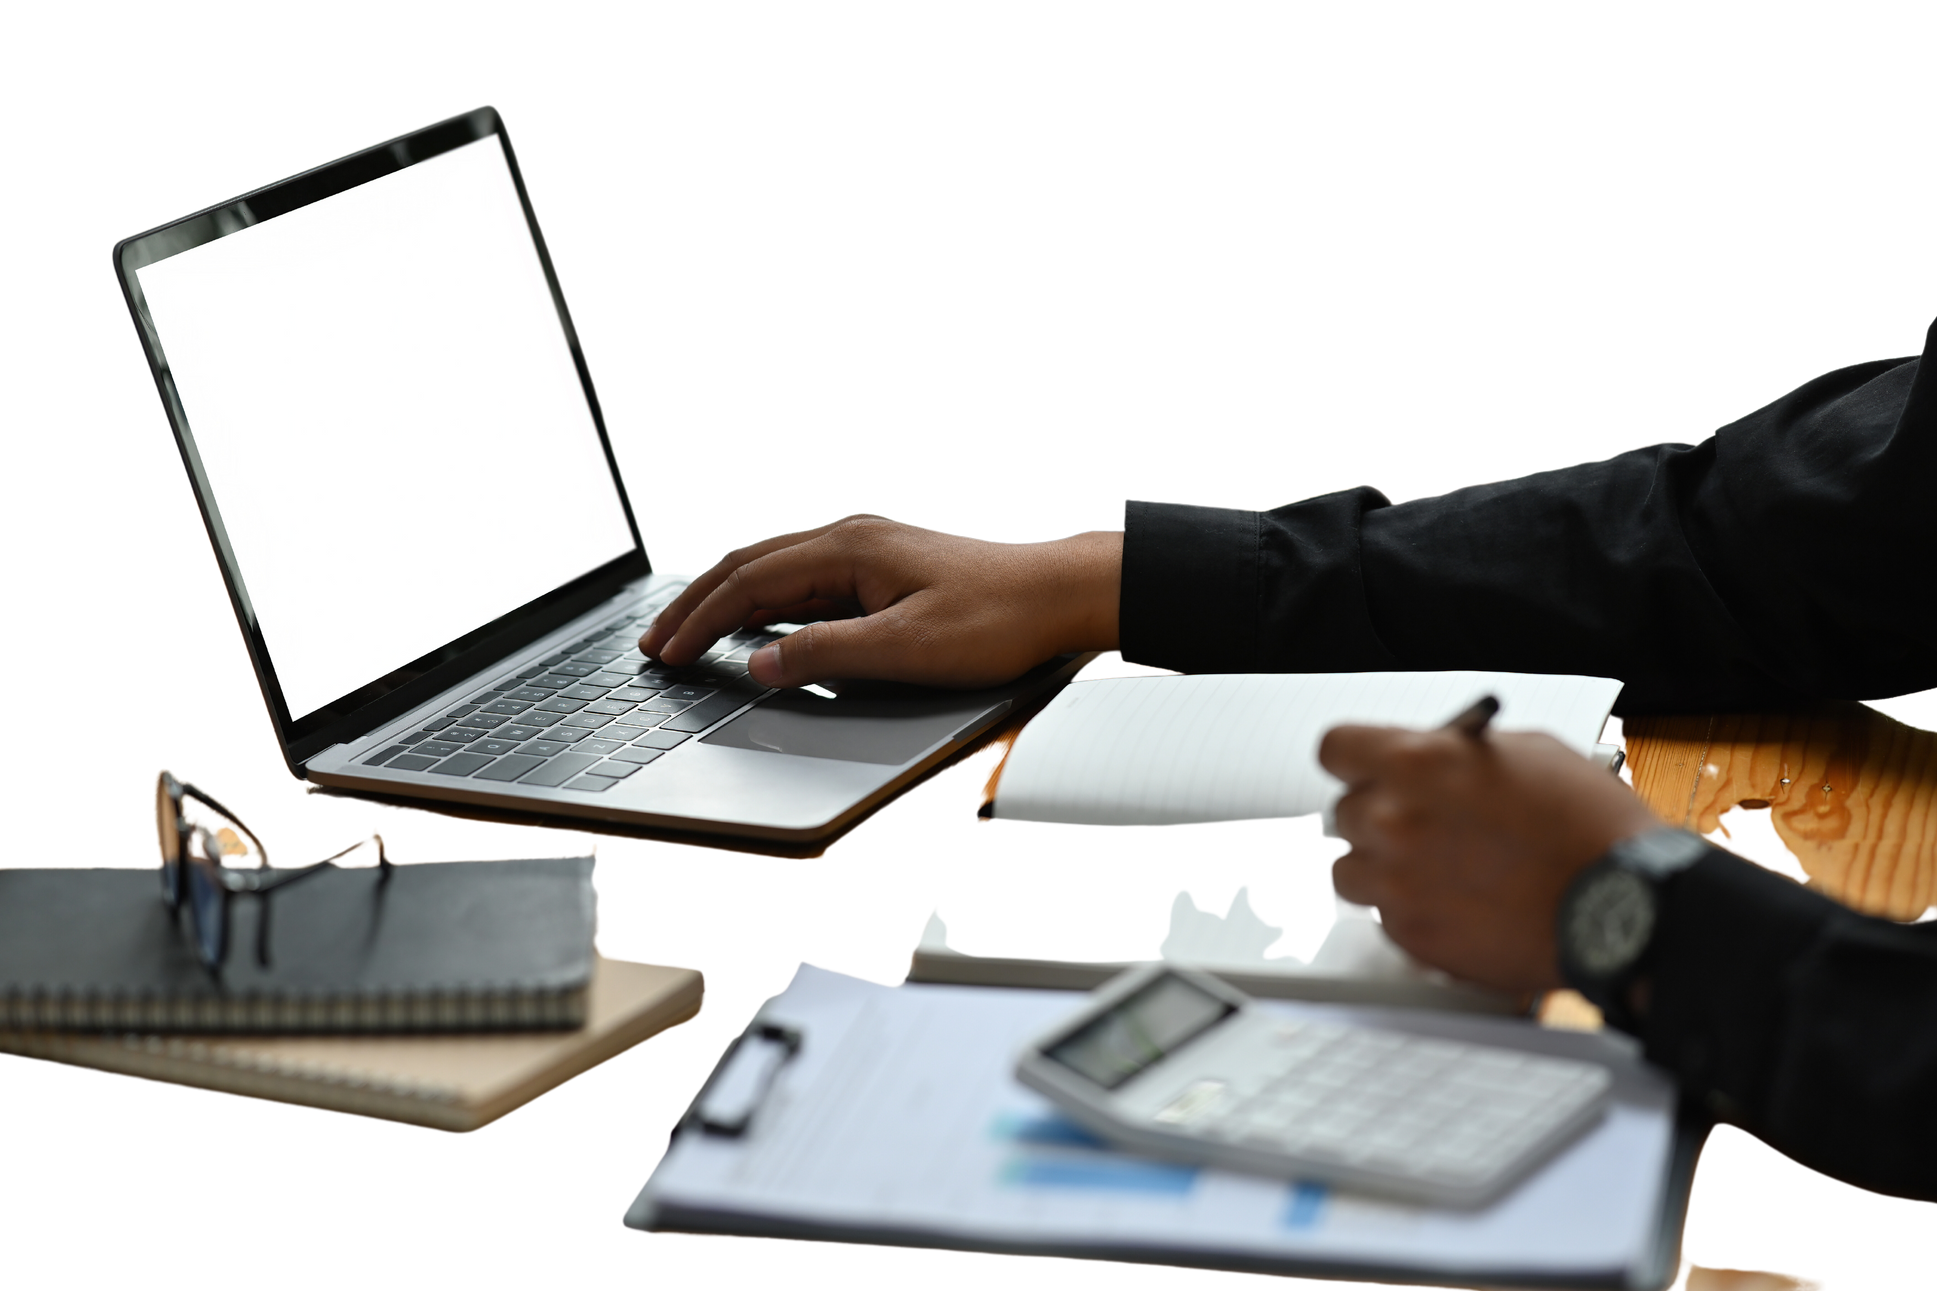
[1041,529,1123,657]
[1641,853,1937,1200]
[1122,328,1937,709]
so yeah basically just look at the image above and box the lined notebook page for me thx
[992,672,1623,825]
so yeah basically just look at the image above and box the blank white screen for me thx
[137,136,637,720]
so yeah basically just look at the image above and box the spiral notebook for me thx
[0,957,701,1131]
[0,858,596,1032]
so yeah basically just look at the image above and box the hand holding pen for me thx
[1317,692,1659,994]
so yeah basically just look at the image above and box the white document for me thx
[629,966,1683,1285]
[991,671,1623,825]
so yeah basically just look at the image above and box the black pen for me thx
[1446,694,1500,739]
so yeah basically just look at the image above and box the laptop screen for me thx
[134,134,638,722]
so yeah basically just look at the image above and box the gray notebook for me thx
[0,858,595,1033]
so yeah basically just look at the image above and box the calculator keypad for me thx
[1177,1021,1610,1190]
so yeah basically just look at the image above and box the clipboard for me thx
[625,965,1709,1290]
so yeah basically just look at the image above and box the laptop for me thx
[114,107,1083,844]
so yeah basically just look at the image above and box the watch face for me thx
[1566,868,1655,978]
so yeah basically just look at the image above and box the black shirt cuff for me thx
[1120,489,1399,674]
[1640,850,1937,1197]
[1120,500,1260,673]
[1640,851,1835,1124]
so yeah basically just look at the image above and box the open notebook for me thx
[985,672,1623,825]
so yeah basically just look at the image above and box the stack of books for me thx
[0,858,701,1129]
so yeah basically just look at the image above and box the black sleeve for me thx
[1640,851,1937,1200]
[1121,320,1937,711]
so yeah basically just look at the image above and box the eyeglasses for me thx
[155,771,390,971]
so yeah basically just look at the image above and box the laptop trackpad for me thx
[700,689,1008,766]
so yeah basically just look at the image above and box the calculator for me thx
[1014,963,1613,1208]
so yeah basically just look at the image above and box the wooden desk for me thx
[1625,703,1937,919]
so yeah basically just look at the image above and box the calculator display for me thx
[1044,972,1236,1090]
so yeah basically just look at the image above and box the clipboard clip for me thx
[679,1021,803,1138]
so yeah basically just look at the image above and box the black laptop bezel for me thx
[114,107,650,774]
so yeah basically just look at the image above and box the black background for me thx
[11,55,1921,1279]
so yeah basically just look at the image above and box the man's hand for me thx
[1319,724,1661,994]
[638,515,1122,689]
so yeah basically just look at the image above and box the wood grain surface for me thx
[1625,703,1937,919]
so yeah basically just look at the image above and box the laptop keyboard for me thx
[359,610,778,793]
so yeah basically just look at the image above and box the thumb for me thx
[1330,850,1383,907]
[747,614,912,687]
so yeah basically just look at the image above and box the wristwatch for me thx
[1555,827,1712,1028]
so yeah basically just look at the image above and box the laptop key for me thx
[611,685,663,703]
[642,695,694,713]
[575,648,623,665]
[516,740,569,758]
[559,713,612,730]
[664,685,717,703]
[536,696,588,714]
[431,752,494,777]
[519,710,563,727]
[483,699,533,715]
[526,674,571,689]
[463,738,521,756]
[562,774,615,792]
[541,652,572,667]
[576,737,625,755]
[519,752,600,787]
[497,724,544,742]
[363,745,409,766]
[586,671,634,689]
[448,703,481,717]
[551,662,599,677]
[386,753,440,772]
[474,754,546,782]
[507,687,552,702]
[517,666,547,679]
[422,717,458,731]
[401,731,435,743]
[585,699,635,715]
[608,746,664,765]
[415,740,466,758]
[545,726,590,743]
[560,684,609,701]
[631,728,691,750]
[465,712,511,729]
[584,759,640,779]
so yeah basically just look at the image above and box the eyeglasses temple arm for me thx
[249,825,397,965]
[255,835,387,892]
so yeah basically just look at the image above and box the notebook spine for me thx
[0,984,587,1033]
